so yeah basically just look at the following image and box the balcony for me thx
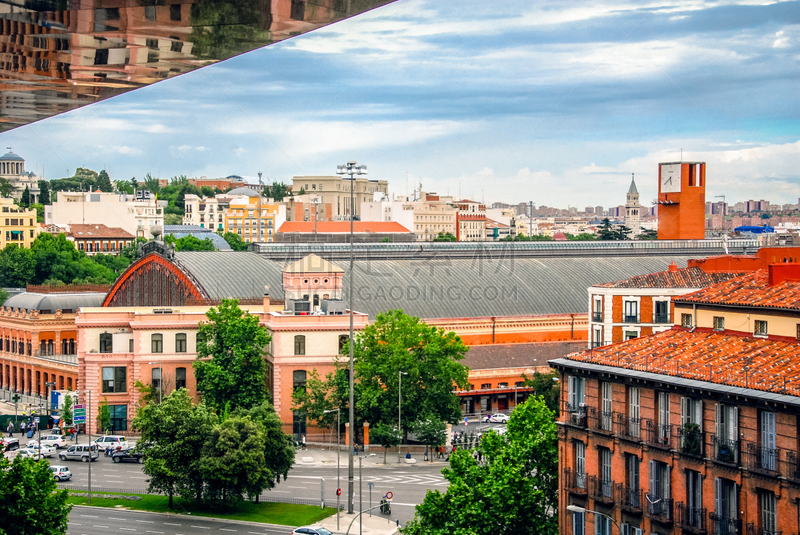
[782,451,800,482]
[587,407,614,434]
[564,402,587,428]
[623,315,639,323]
[564,468,587,495]
[712,436,740,465]
[646,497,673,524]
[654,313,670,324]
[614,413,642,442]
[644,420,674,449]
[592,312,602,322]
[746,525,781,535]
[615,484,642,514]
[587,475,614,504]
[709,513,741,535]
[678,424,705,459]
[676,503,707,534]
[743,441,780,476]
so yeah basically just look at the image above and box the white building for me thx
[47,191,164,239]
[624,175,641,237]
[0,150,40,203]
[361,191,456,241]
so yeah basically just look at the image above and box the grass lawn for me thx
[66,492,335,526]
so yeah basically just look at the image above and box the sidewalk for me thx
[318,509,400,535]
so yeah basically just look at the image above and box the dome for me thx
[3,292,106,312]
[0,151,24,162]
[227,187,261,197]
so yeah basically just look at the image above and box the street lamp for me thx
[398,371,408,463]
[359,453,376,535]
[324,408,341,531]
[147,361,162,403]
[336,160,367,515]
[566,505,621,534]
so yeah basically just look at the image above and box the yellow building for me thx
[0,198,40,247]
[222,187,286,244]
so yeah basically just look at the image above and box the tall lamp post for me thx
[336,160,367,514]
[324,408,341,531]
[567,505,621,534]
[398,371,408,463]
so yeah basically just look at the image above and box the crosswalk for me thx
[291,472,448,487]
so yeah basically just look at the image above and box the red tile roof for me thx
[67,224,134,239]
[278,221,412,234]
[595,266,745,289]
[675,268,800,310]
[563,328,800,397]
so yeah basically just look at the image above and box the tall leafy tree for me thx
[37,180,50,205]
[597,218,618,240]
[0,245,35,287]
[164,234,216,251]
[19,186,30,206]
[0,455,71,534]
[97,397,111,433]
[62,394,74,427]
[194,299,271,413]
[353,310,469,438]
[235,402,295,496]
[221,232,248,251]
[402,397,558,535]
[0,177,16,198]
[133,388,218,507]
[290,368,339,439]
[143,173,161,197]
[370,422,401,464]
[411,418,447,462]
[522,370,560,416]
[96,170,113,192]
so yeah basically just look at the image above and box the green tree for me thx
[433,232,457,242]
[290,368,342,441]
[96,170,113,192]
[411,418,447,463]
[19,186,30,206]
[0,177,16,198]
[221,232,248,251]
[37,180,51,205]
[121,237,147,260]
[200,415,270,508]
[97,397,111,433]
[130,177,139,191]
[143,173,161,197]
[133,388,218,507]
[263,182,289,201]
[640,228,658,240]
[49,167,98,193]
[402,397,558,535]
[194,299,271,413]
[0,245,35,287]
[569,232,596,241]
[353,310,469,439]
[29,203,44,223]
[597,218,618,240]
[164,234,216,251]
[234,402,295,498]
[522,370,560,417]
[0,455,72,534]
[616,224,632,240]
[30,233,116,285]
[370,422,401,464]
[62,394,74,427]
[0,288,9,305]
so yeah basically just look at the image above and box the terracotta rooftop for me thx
[464,341,585,370]
[675,267,800,310]
[595,266,745,289]
[277,221,412,234]
[562,328,800,397]
[67,224,134,239]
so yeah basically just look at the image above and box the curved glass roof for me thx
[0,0,395,132]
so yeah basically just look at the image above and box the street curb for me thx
[70,503,313,530]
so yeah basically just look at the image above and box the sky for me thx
[2,0,799,209]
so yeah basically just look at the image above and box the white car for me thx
[488,413,510,423]
[91,435,129,451]
[17,448,48,461]
[31,435,67,449]
[23,442,56,457]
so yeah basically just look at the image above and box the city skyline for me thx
[0,0,797,208]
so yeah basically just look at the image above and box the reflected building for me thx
[0,0,396,132]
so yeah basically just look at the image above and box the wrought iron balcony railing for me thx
[654,313,670,324]
[592,312,602,322]
[587,475,614,504]
[564,467,587,494]
[709,513,742,535]
[676,503,707,534]
[745,524,781,535]
[587,407,614,434]
[678,424,705,458]
[644,420,673,449]
[743,441,780,476]
[564,402,588,428]
[646,496,673,523]
[783,451,800,482]
[712,435,740,465]
[615,484,642,513]
[614,412,642,441]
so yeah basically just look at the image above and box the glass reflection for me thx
[0,0,395,132]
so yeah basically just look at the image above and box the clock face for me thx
[660,164,681,193]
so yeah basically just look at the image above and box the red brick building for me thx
[658,162,706,240]
[552,263,800,535]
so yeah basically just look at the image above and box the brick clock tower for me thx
[657,161,706,240]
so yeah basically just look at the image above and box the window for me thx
[480,383,491,390]
[754,320,768,336]
[175,333,186,353]
[654,300,669,323]
[657,391,670,444]
[714,403,739,463]
[797,324,800,340]
[595,515,612,535]
[108,404,128,432]
[713,316,725,331]
[170,4,182,21]
[760,411,777,471]
[151,334,163,353]
[624,331,638,341]
[626,453,640,507]
[145,5,156,20]
[572,510,585,535]
[648,460,671,517]
[574,441,586,489]
[151,368,161,391]
[567,375,585,412]
[175,367,186,390]
[94,49,109,65]
[714,478,738,529]
[628,386,640,438]
[600,381,612,431]
[592,327,602,348]
[681,313,693,328]
[99,333,112,353]
[686,470,703,527]
[599,446,612,497]
[623,300,638,323]
[128,339,134,353]
[592,297,602,322]
[102,366,126,393]
[760,490,777,535]
[294,335,305,355]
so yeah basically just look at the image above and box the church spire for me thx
[628,172,639,195]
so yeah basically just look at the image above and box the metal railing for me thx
[676,503,707,534]
[587,475,614,503]
[32,351,78,365]
[614,413,641,441]
[746,525,781,535]
[654,313,670,323]
[678,425,705,458]
[563,402,587,428]
[615,484,642,513]
[587,407,614,433]
[623,315,639,323]
[783,451,800,481]
[564,468,587,494]
[644,420,673,449]
[743,441,779,476]
[712,436,740,465]
[709,513,742,535]
[646,496,673,523]
[592,312,602,322]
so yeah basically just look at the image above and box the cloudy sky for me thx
[2,0,799,209]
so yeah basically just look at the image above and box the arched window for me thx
[294,335,305,356]
[175,333,187,353]
[151,333,163,353]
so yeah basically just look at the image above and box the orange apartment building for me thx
[658,162,707,240]
[552,262,800,535]
[0,289,106,401]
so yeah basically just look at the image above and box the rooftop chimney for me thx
[263,286,270,313]
[668,261,678,272]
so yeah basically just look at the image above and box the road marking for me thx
[219,529,237,532]
[92,526,109,529]
[80,515,98,518]
[190,526,210,529]
[108,517,126,520]
[145,531,164,534]
[288,486,306,489]
[163,523,181,526]
[135,519,154,523]
[119,529,136,532]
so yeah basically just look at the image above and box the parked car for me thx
[291,527,333,535]
[38,435,68,449]
[49,465,72,481]
[488,413,510,423]
[1,438,19,452]
[92,435,128,451]
[17,448,47,461]
[111,449,143,464]
[59,444,99,462]
[23,442,55,457]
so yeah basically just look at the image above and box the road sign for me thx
[385,491,393,500]
[336,488,341,496]
[12,394,19,403]
[74,404,86,423]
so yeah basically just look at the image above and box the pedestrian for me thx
[301,434,306,450]
[71,427,76,442]
[437,446,444,459]
[354,443,359,456]
[6,421,12,437]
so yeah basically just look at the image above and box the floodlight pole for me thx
[337,160,367,515]
[324,407,341,530]
[398,371,407,463]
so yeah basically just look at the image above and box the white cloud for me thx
[234,147,247,157]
